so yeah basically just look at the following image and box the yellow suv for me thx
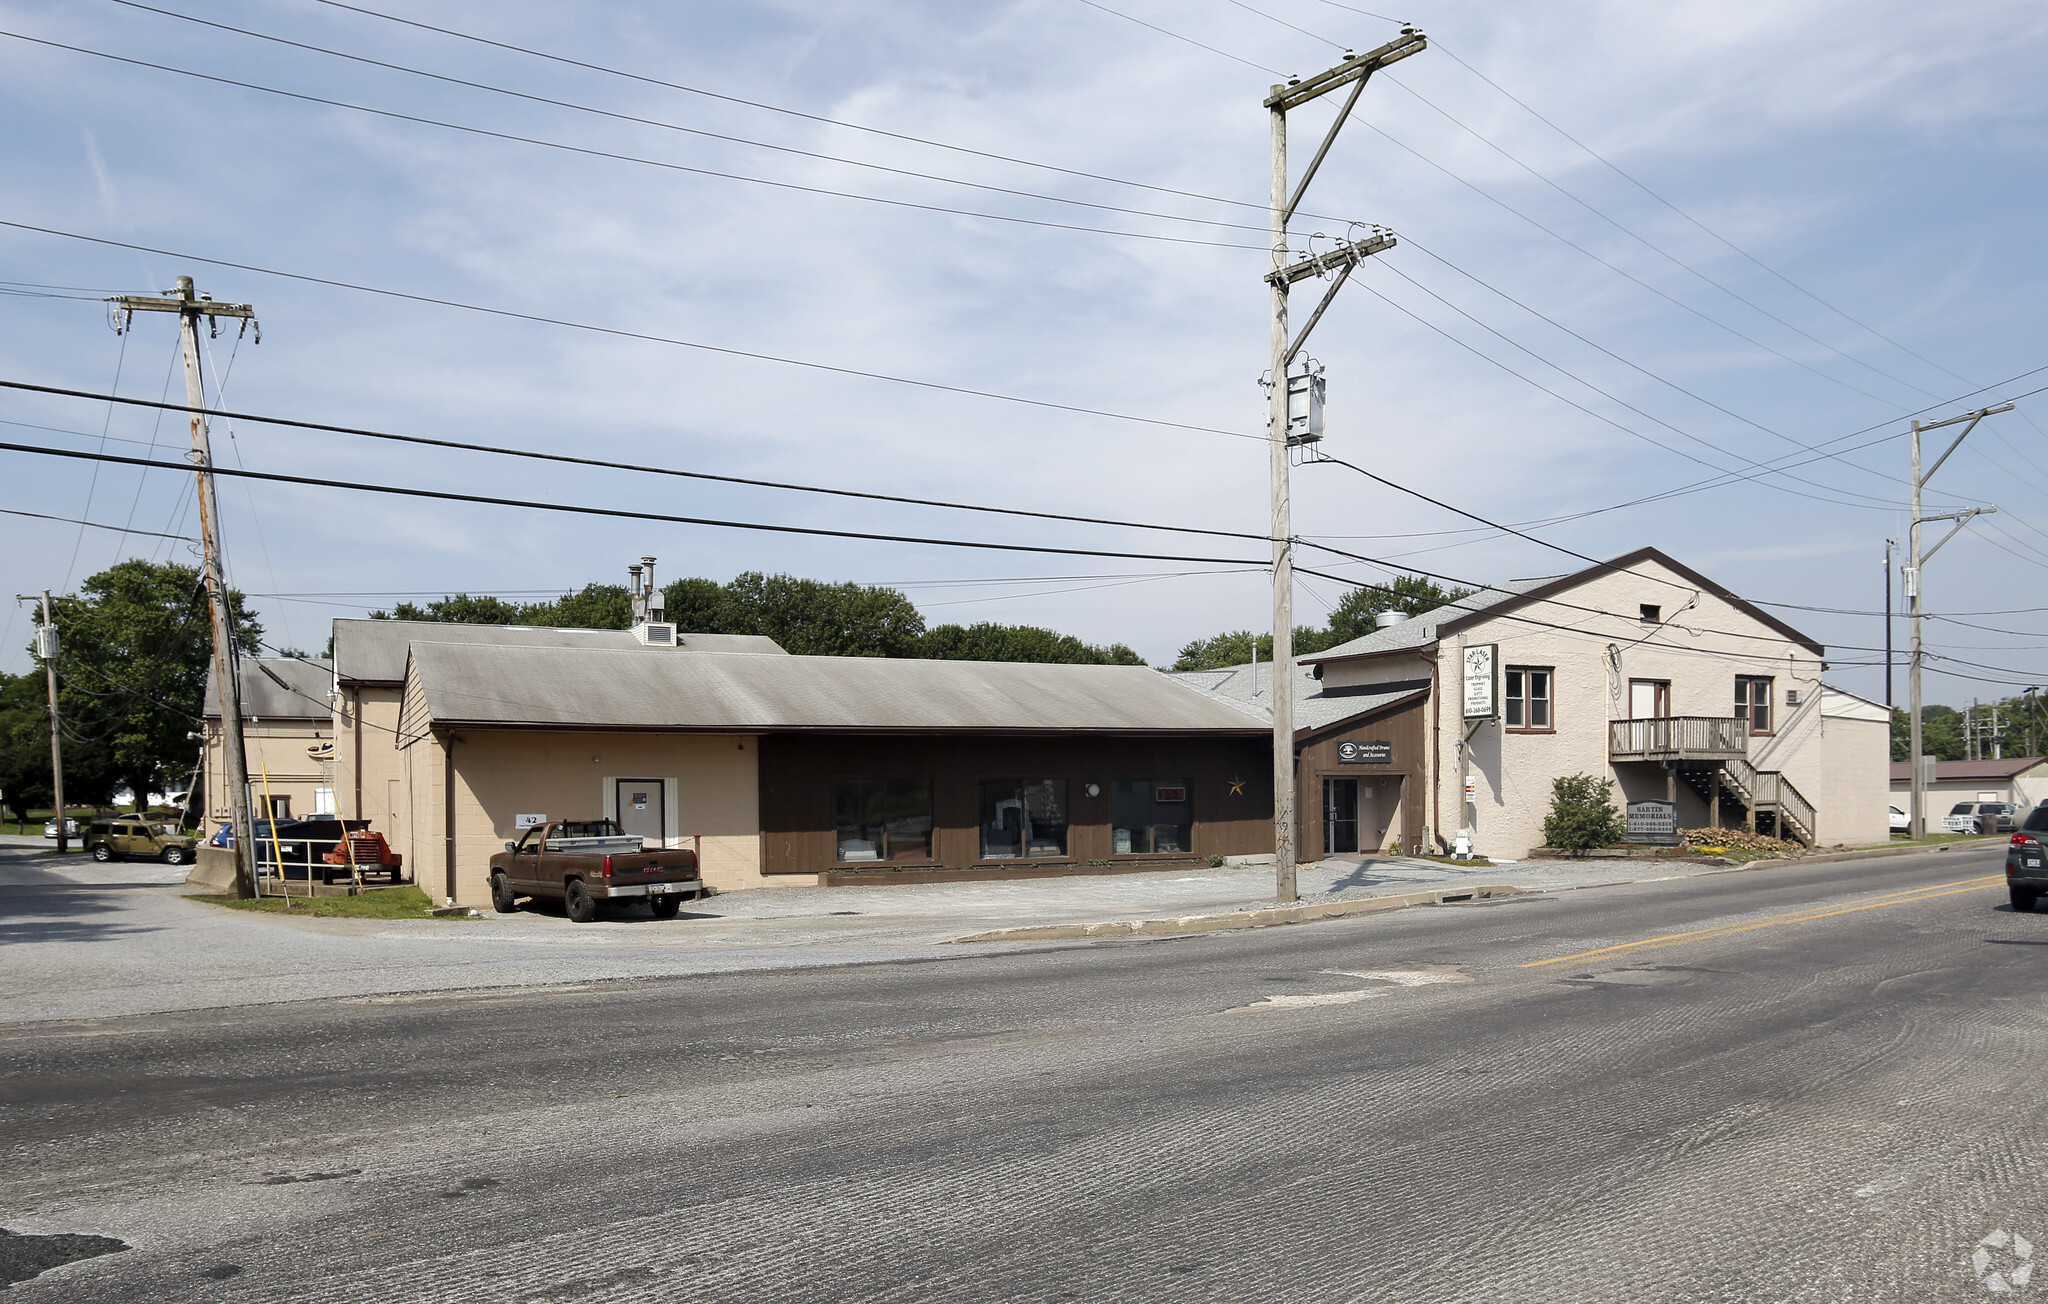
[83,818,198,866]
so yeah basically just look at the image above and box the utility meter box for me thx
[1285,371,1325,445]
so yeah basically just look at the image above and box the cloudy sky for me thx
[3,0,2045,712]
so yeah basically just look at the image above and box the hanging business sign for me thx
[1336,740,1393,764]
[1463,643,1498,720]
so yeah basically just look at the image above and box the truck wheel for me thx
[161,845,188,866]
[649,895,682,920]
[489,872,519,914]
[2013,888,2040,913]
[564,878,599,924]
[91,843,116,862]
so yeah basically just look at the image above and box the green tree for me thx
[661,577,725,632]
[1542,773,1626,854]
[4,561,261,811]
[537,583,631,630]
[920,622,1145,665]
[715,572,926,657]
[1891,704,1964,762]
[1171,626,1338,671]
[1326,574,1477,644]
[373,594,526,624]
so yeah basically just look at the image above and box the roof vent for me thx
[1376,611,1410,630]
[634,622,676,647]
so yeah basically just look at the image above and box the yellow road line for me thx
[1520,875,2005,969]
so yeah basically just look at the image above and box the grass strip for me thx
[182,885,460,920]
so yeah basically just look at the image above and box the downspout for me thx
[442,731,457,907]
[1429,648,1442,855]
[351,686,363,821]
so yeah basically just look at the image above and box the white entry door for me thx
[614,778,666,844]
[1628,679,1672,750]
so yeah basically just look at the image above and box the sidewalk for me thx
[0,842,1940,1026]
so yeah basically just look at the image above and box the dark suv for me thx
[2006,807,2048,910]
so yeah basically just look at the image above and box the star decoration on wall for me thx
[1227,776,1247,797]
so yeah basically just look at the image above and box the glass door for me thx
[1323,776,1360,855]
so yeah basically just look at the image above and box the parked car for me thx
[2006,806,2048,910]
[83,818,198,865]
[1943,802,2019,834]
[42,817,80,839]
[1889,804,1910,834]
[488,819,702,922]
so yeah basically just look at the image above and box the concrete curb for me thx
[942,885,1523,944]
[940,837,2007,946]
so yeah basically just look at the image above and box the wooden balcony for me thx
[1608,715,1751,763]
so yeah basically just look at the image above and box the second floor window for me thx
[1735,676,1774,734]
[1505,667,1552,730]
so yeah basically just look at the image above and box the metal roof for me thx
[1888,757,2048,782]
[400,643,1269,735]
[203,656,333,721]
[1166,661,1426,735]
[1298,578,1559,664]
[333,618,787,684]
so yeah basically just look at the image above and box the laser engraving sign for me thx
[1336,740,1393,764]
[1463,643,1498,720]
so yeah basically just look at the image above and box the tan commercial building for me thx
[388,642,1272,907]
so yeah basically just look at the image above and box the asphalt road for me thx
[2,842,2041,1302]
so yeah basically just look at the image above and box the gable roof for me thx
[203,656,332,721]
[398,644,1268,738]
[1303,547,1824,664]
[1298,577,1557,664]
[1887,757,2048,783]
[1165,660,1428,737]
[332,618,786,685]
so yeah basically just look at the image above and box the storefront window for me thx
[1111,779,1192,854]
[834,778,934,862]
[978,779,1069,859]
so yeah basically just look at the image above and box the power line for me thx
[1216,0,1959,406]
[0,433,1872,665]
[1357,259,1907,510]
[104,0,1280,241]
[305,0,1293,218]
[0,505,193,540]
[1344,274,1903,512]
[1417,35,1978,394]
[0,219,1255,440]
[0,377,1284,547]
[1393,239,1911,489]
[1,30,1267,254]
[0,437,1288,568]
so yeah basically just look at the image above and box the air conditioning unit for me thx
[1784,689,1802,706]
[633,622,676,647]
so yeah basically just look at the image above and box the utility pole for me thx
[1906,404,2010,838]
[15,591,65,852]
[1260,26,1422,902]
[112,276,261,897]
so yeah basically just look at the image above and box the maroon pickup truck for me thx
[488,819,703,922]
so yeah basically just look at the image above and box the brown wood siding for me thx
[1295,697,1429,859]
[758,733,1273,875]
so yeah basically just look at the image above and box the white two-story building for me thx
[1178,548,1890,859]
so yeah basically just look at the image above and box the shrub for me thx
[1543,774,1626,854]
